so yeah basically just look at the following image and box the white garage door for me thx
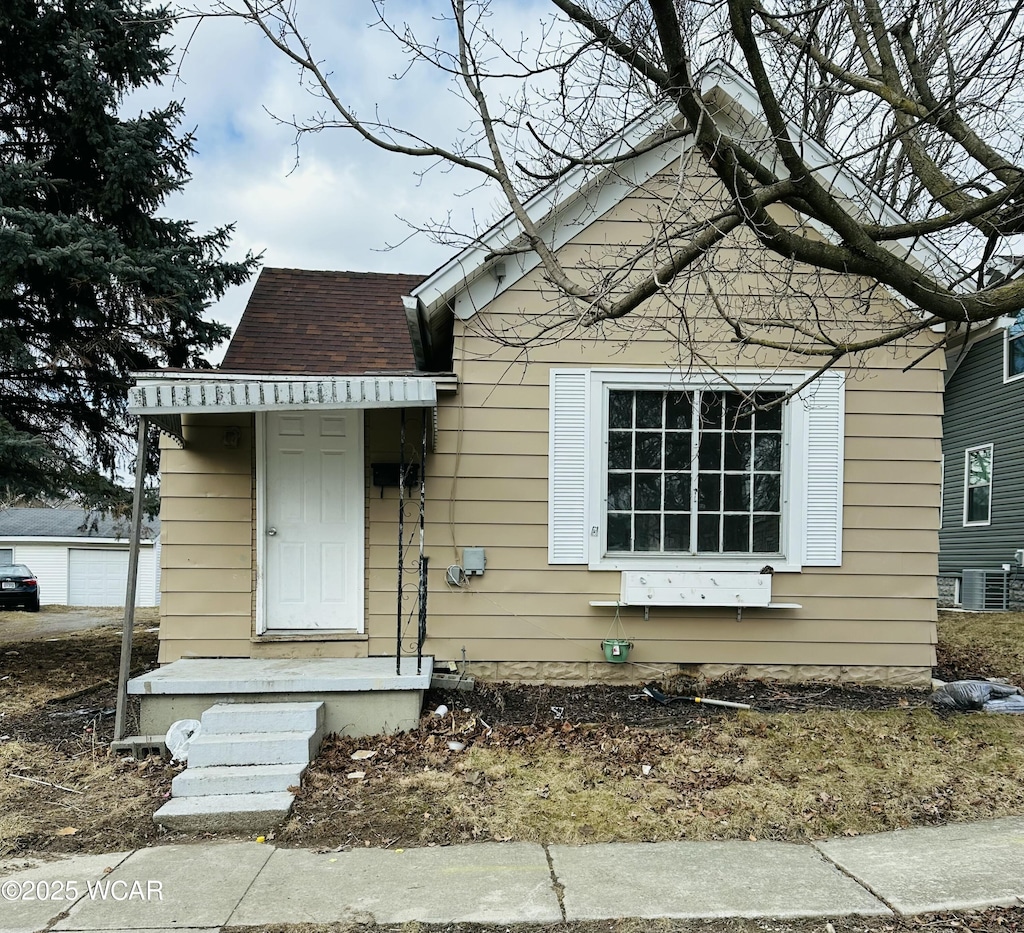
[68,549,129,606]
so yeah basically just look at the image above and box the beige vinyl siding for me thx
[158,414,253,663]
[155,150,942,677]
[363,346,943,669]
[365,161,943,670]
[366,409,429,658]
[364,349,943,669]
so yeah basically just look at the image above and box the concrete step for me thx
[200,701,325,736]
[171,763,307,798]
[153,792,295,832]
[186,729,321,768]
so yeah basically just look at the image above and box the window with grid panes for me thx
[605,389,784,555]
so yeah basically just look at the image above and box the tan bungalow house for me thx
[125,68,944,744]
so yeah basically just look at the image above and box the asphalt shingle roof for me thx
[220,268,425,374]
[0,508,159,540]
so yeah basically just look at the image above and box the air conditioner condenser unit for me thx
[961,569,1010,611]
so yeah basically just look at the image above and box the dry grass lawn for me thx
[282,608,1024,848]
[2,607,1024,856]
[0,739,171,857]
[935,610,1024,682]
[0,616,171,857]
[0,608,157,716]
[287,702,1024,847]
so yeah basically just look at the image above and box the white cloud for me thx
[122,0,559,356]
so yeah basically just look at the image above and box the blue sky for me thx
[130,2,552,358]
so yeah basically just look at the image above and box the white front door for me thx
[263,410,364,631]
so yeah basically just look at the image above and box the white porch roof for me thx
[129,373,438,416]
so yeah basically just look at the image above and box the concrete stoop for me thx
[153,701,325,832]
[129,657,433,738]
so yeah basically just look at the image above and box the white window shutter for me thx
[548,369,589,564]
[800,371,845,566]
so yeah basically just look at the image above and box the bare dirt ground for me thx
[0,606,143,644]
[2,610,1022,857]
[2,611,1023,932]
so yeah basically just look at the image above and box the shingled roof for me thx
[0,508,159,540]
[220,268,425,375]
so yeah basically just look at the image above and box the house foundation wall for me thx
[457,660,933,688]
[937,575,957,608]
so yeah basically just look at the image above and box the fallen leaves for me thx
[282,693,1024,853]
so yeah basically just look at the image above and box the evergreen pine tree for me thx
[0,0,257,504]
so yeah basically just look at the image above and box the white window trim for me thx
[583,369,812,573]
[962,443,994,527]
[1004,323,1024,384]
[548,366,844,572]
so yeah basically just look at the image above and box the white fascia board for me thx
[129,375,438,415]
[412,60,960,328]
[449,131,696,323]
[0,536,155,546]
[412,104,690,323]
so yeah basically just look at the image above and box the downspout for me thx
[113,416,148,742]
[402,296,431,370]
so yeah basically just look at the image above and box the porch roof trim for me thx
[129,374,438,416]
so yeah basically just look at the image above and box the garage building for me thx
[0,508,160,607]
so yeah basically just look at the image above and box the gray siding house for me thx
[939,319,1024,609]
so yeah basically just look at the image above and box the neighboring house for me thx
[0,508,160,607]
[127,68,946,724]
[938,316,1024,610]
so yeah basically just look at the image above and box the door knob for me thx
[267,527,277,536]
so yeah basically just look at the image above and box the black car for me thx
[0,564,40,612]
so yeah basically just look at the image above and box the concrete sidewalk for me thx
[2,817,1022,932]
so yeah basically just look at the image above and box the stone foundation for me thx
[459,660,934,688]
[1006,578,1024,611]
[456,660,675,685]
[937,575,958,608]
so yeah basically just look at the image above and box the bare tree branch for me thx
[203,0,1024,366]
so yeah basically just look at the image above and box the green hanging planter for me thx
[601,638,633,663]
